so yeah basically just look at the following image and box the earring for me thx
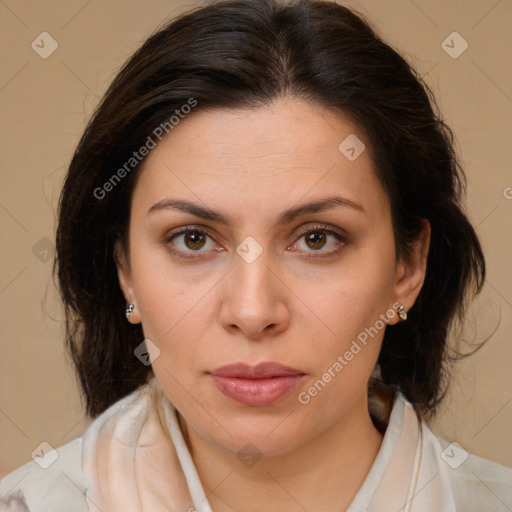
[125,303,135,320]
[397,304,408,321]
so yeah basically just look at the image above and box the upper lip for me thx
[208,362,305,379]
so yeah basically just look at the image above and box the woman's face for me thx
[116,97,428,457]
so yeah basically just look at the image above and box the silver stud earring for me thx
[125,303,135,320]
[397,304,408,321]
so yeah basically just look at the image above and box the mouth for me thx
[207,362,306,407]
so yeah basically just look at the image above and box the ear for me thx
[114,240,141,324]
[388,220,431,325]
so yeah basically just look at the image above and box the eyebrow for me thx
[147,195,365,226]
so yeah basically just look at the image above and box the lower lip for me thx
[209,374,304,406]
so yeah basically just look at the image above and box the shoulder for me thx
[0,438,87,512]
[0,383,153,512]
[432,433,512,510]
[390,392,512,511]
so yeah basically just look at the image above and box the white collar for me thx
[82,378,456,511]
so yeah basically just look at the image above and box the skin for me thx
[115,97,430,512]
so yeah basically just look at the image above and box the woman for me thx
[1,0,510,510]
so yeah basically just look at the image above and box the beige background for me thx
[1,0,511,475]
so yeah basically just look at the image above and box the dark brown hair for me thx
[55,0,485,418]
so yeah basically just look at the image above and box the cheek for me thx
[294,283,387,419]
[293,248,395,393]
[130,242,218,339]
[128,255,217,398]
[303,253,395,344]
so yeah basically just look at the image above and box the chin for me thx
[200,411,311,459]
[212,432,304,461]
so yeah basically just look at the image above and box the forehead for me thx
[132,97,389,223]
[146,98,363,166]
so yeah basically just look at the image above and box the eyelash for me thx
[164,224,349,260]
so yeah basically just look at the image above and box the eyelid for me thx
[294,223,350,241]
[164,222,350,241]
[163,222,350,258]
[163,225,218,259]
[164,224,216,242]
[290,223,349,258]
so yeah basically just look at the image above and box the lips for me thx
[209,362,304,379]
[207,362,305,407]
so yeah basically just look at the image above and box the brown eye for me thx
[290,225,348,259]
[304,231,327,250]
[165,228,218,258]
[183,231,207,250]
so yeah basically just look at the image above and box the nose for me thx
[219,250,290,341]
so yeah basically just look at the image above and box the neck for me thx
[179,390,384,512]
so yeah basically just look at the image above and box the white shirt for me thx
[1,378,511,511]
